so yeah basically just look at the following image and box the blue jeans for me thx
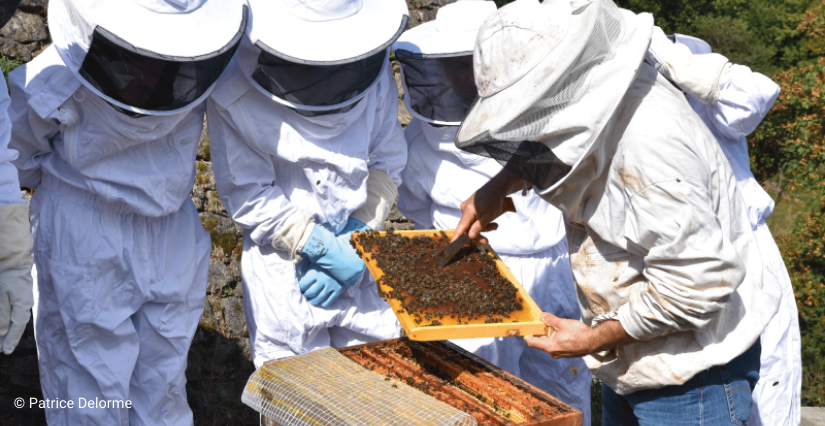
[602,342,761,426]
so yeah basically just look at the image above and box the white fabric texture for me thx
[392,0,497,56]
[48,0,246,116]
[10,45,212,425]
[31,177,211,426]
[397,121,591,423]
[9,46,207,217]
[672,38,799,426]
[686,65,779,227]
[350,169,397,230]
[646,26,730,104]
[241,0,408,65]
[748,221,801,426]
[552,63,782,394]
[0,201,33,269]
[206,60,406,364]
[269,207,315,262]
[0,77,25,206]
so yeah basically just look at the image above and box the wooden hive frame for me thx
[353,229,549,341]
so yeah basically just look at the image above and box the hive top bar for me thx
[352,229,548,341]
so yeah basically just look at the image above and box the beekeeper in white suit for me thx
[207,0,407,366]
[0,0,32,357]
[647,31,801,426]
[8,0,247,424]
[393,1,590,421]
[452,0,783,423]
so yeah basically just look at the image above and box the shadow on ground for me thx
[0,317,259,426]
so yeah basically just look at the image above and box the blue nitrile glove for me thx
[336,217,371,236]
[301,224,366,287]
[298,264,344,307]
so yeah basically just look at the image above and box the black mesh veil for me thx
[251,48,386,115]
[78,6,247,113]
[395,50,475,124]
[0,0,21,29]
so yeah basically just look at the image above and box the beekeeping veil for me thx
[234,0,409,115]
[393,0,497,126]
[455,0,653,193]
[0,0,22,29]
[49,0,248,116]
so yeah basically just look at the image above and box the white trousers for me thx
[450,242,592,425]
[30,176,211,426]
[749,221,802,426]
[241,236,401,368]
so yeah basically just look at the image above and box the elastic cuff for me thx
[617,303,655,342]
[0,203,33,268]
[351,170,398,230]
[269,210,315,263]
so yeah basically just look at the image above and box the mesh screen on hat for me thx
[0,0,22,29]
[395,50,476,125]
[77,7,247,113]
[251,49,386,116]
[459,0,625,190]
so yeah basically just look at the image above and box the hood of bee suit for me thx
[454,0,653,195]
[233,0,408,114]
[0,0,22,29]
[392,0,498,126]
[49,0,248,116]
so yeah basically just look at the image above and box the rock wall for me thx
[0,1,49,62]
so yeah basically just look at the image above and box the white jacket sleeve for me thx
[396,122,435,229]
[616,157,745,341]
[351,64,408,229]
[7,70,58,191]
[704,65,780,140]
[0,78,21,206]
[206,98,314,259]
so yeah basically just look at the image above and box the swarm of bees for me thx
[351,229,523,325]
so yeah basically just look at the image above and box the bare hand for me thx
[524,313,636,358]
[525,313,598,358]
[453,170,522,244]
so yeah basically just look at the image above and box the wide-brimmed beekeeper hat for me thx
[50,0,248,116]
[0,0,22,29]
[455,0,653,192]
[235,0,409,113]
[393,0,497,126]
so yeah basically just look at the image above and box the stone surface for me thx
[207,258,233,295]
[803,407,825,426]
[19,0,48,12]
[0,36,36,61]
[406,0,459,28]
[0,11,48,44]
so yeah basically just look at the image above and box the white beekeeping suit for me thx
[454,0,782,405]
[648,31,802,426]
[0,0,33,357]
[8,0,247,424]
[393,1,591,421]
[207,0,408,367]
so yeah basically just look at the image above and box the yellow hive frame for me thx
[354,229,549,341]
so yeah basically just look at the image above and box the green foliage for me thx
[0,54,22,87]
[750,58,825,191]
[750,50,825,405]
[591,379,603,425]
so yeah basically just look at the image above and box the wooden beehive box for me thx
[352,229,548,341]
[261,339,583,426]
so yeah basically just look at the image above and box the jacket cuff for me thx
[0,203,33,268]
[269,209,315,264]
[617,303,658,342]
[351,170,398,231]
